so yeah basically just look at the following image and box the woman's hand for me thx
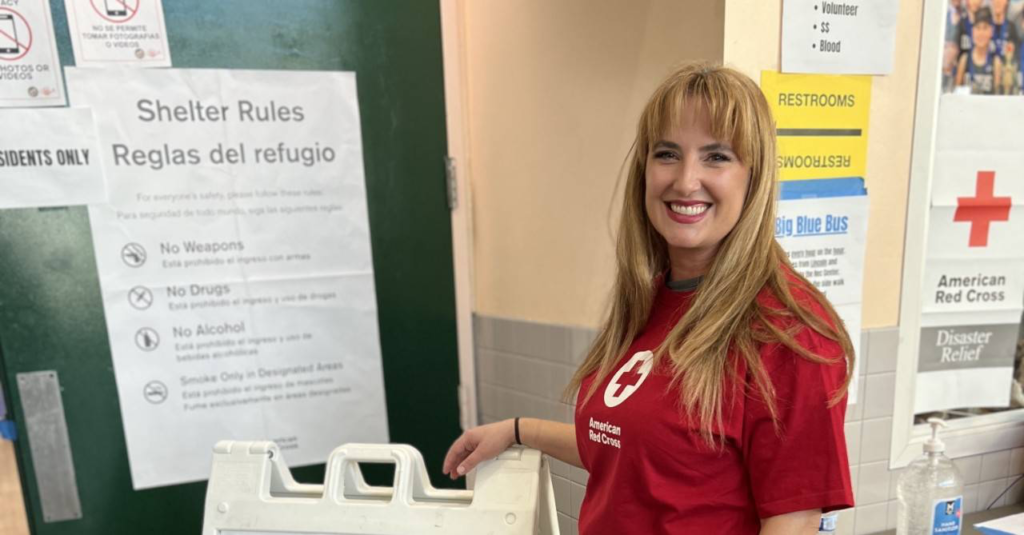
[442,419,517,479]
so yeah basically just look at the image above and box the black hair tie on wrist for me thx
[514,417,522,446]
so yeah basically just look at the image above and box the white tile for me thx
[514,392,533,419]
[558,402,573,424]
[963,484,980,514]
[845,421,862,467]
[859,330,871,369]
[862,372,896,419]
[478,385,495,416]
[551,364,573,402]
[493,387,513,420]
[495,352,518,390]
[476,349,498,385]
[569,327,597,365]
[836,507,856,535]
[854,502,888,534]
[846,379,867,422]
[570,482,586,518]
[549,457,570,478]
[552,475,571,514]
[542,362,564,400]
[888,466,906,500]
[850,465,860,502]
[570,465,590,485]
[493,318,570,363]
[1007,476,1024,505]
[525,360,547,398]
[980,450,1012,482]
[527,394,548,419]
[856,461,892,506]
[514,355,532,393]
[866,328,899,374]
[978,478,1010,510]
[886,499,898,530]
[557,513,573,535]
[474,314,496,349]
[860,417,893,463]
[1010,448,1024,477]
[954,455,983,485]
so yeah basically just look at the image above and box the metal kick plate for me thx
[16,371,83,523]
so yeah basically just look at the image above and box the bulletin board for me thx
[0,1,464,533]
[891,0,1024,468]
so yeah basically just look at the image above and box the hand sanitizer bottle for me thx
[896,418,965,535]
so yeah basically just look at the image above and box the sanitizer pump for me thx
[896,418,965,535]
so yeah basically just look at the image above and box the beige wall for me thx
[467,0,922,330]
[464,0,725,327]
[723,0,924,329]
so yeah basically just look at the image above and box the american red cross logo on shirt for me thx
[612,368,644,397]
[604,351,654,408]
[954,171,1011,247]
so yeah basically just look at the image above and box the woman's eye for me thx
[653,150,678,160]
[707,152,731,163]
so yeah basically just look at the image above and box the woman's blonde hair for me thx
[568,62,854,445]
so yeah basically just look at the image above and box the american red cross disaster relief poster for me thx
[915,95,1023,414]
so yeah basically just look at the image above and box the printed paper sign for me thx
[66,67,388,489]
[0,0,65,107]
[915,319,1018,413]
[0,108,106,208]
[921,257,1024,315]
[781,0,900,74]
[64,0,171,67]
[761,71,872,181]
[777,193,869,401]
[914,95,1023,416]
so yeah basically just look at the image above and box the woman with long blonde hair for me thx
[444,63,855,534]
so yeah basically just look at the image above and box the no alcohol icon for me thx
[143,381,168,404]
[135,327,160,351]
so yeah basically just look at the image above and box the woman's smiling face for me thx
[644,103,751,266]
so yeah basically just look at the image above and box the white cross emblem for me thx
[603,351,654,408]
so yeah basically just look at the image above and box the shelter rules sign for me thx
[915,96,1023,414]
[66,68,389,489]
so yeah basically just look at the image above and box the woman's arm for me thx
[760,509,822,535]
[520,418,580,467]
[442,418,580,479]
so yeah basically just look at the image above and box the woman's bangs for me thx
[643,74,756,166]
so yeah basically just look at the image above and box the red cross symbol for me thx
[611,365,645,397]
[954,171,1011,247]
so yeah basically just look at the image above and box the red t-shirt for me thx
[575,280,854,535]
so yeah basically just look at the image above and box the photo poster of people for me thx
[944,0,1024,95]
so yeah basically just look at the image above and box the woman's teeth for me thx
[670,203,708,216]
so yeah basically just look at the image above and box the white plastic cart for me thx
[202,441,560,535]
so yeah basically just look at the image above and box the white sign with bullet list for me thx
[782,0,900,75]
[66,67,389,490]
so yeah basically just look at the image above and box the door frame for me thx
[440,0,479,430]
